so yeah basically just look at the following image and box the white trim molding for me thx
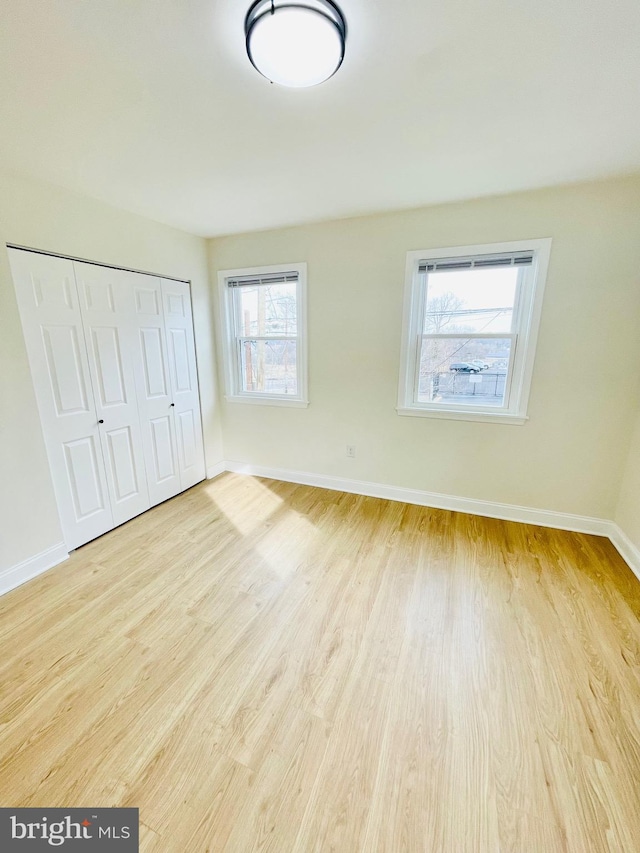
[224,395,309,408]
[608,524,640,584]
[0,543,68,597]
[207,461,227,480]
[395,407,528,425]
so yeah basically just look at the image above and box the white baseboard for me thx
[608,524,640,583]
[0,543,68,597]
[224,461,612,537]
[206,461,227,480]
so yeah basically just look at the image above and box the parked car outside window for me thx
[449,362,481,373]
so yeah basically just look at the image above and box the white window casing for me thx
[218,262,309,407]
[397,239,552,424]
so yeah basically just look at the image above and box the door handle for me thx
[170,403,175,407]
[98,419,104,424]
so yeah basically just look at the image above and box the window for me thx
[398,239,551,424]
[219,263,308,406]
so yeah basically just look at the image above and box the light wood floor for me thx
[1,474,640,851]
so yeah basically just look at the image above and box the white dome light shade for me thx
[245,1,346,88]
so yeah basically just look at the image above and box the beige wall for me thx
[0,169,222,572]
[616,404,640,551]
[210,176,640,520]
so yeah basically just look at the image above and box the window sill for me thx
[225,394,309,408]
[396,406,528,425]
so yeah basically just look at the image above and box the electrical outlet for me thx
[346,445,356,458]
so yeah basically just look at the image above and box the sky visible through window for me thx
[425,267,518,334]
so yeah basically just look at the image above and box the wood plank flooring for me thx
[1,473,639,851]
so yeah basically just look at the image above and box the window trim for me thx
[218,262,309,407]
[397,239,552,424]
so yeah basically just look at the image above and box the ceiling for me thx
[1,0,639,237]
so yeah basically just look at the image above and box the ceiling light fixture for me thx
[245,0,347,88]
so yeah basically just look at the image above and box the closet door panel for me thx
[176,410,198,471]
[104,426,140,501]
[149,416,176,481]
[63,435,109,522]
[168,328,191,392]
[41,325,90,414]
[139,327,167,398]
[8,249,113,549]
[131,274,181,506]
[74,263,150,526]
[161,280,206,489]
[90,325,128,406]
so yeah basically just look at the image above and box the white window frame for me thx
[397,239,552,425]
[218,262,309,407]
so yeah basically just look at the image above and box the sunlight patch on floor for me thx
[204,475,285,535]
[255,511,319,579]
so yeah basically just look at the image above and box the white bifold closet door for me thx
[130,274,183,505]
[9,251,115,548]
[9,248,205,550]
[162,280,206,491]
[74,262,151,526]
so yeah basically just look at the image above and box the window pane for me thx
[424,267,518,334]
[240,340,298,395]
[237,283,297,337]
[418,337,512,407]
